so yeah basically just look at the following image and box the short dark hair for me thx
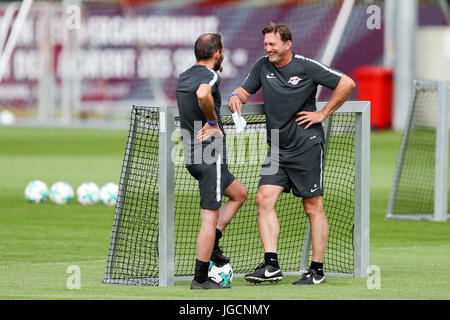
[194,33,223,61]
[262,22,292,42]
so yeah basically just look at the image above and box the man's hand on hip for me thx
[295,111,326,129]
[197,122,224,141]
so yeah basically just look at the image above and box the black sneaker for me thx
[210,247,230,265]
[244,263,283,284]
[190,278,231,290]
[292,269,326,285]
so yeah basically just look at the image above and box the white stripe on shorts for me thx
[216,154,222,202]
[320,144,323,189]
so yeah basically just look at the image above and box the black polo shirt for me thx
[176,64,225,165]
[241,53,342,164]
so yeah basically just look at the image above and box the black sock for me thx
[264,252,279,268]
[214,229,222,250]
[310,261,324,276]
[194,259,210,283]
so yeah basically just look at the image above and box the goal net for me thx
[103,101,370,286]
[386,80,449,221]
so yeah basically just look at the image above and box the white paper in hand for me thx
[232,112,247,133]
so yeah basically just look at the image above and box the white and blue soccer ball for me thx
[24,180,49,203]
[76,182,100,205]
[99,182,118,206]
[208,261,233,286]
[49,181,74,204]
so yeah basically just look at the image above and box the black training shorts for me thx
[259,143,324,198]
[186,159,235,210]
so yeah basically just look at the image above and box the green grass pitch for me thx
[0,127,449,300]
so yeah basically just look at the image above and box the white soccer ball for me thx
[76,182,100,205]
[99,182,118,206]
[49,181,74,204]
[24,180,49,203]
[0,109,15,125]
[208,261,233,286]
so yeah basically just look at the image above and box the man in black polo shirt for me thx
[228,23,355,285]
[176,33,248,290]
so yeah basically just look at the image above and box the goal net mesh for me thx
[388,82,450,218]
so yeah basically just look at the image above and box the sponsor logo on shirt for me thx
[288,76,302,85]
[266,73,276,79]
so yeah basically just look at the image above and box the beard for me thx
[213,55,224,71]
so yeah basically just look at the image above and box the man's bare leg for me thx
[255,184,284,253]
[302,195,328,263]
[216,179,248,232]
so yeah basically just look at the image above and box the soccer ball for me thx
[99,182,118,206]
[208,261,233,286]
[0,109,15,125]
[24,180,49,203]
[49,181,74,204]
[76,182,100,205]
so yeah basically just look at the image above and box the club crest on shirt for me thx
[288,76,302,85]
